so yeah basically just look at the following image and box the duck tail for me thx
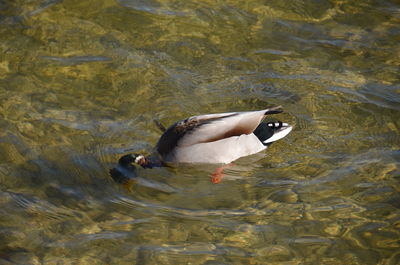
[254,121,292,145]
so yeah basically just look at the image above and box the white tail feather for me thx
[263,124,292,144]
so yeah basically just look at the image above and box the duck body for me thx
[155,107,292,164]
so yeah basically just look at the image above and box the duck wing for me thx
[156,106,282,157]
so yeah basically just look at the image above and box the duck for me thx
[110,106,292,183]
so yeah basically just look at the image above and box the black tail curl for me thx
[253,121,285,146]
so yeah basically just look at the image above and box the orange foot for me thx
[210,163,233,184]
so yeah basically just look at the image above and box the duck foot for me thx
[210,163,233,184]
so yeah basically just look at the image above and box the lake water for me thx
[0,0,399,264]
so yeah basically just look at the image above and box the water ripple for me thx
[41,56,112,65]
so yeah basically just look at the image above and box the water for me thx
[0,0,399,264]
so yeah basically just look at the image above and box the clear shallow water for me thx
[0,0,399,264]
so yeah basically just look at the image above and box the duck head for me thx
[109,154,138,184]
[109,153,155,184]
[118,153,153,169]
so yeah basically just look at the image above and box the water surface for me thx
[0,0,399,264]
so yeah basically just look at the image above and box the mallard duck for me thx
[118,106,292,168]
